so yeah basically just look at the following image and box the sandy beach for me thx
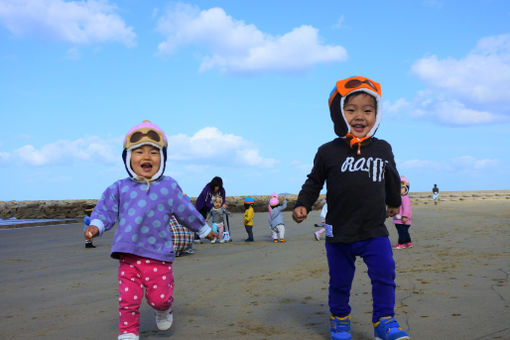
[0,199,509,339]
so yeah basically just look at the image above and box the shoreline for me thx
[1,190,509,223]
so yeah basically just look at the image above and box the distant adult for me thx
[195,176,226,219]
[432,184,440,205]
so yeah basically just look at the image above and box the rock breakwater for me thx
[1,190,508,220]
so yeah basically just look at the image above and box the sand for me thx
[0,199,509,339]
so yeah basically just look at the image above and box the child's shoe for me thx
[279,239,286,243]
[118,333,139,340]
[273,239,279,243]
[155,308,173,331]
[392,244,405,250]
[184,248,195,254]
[374,316,409,340]
[85,241,96,248]
[314,231,321,241]
[219,239,226,243]
[406,242,413,248]
[211,238,217,244]
[330,314,351,340]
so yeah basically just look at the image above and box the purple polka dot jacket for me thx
[90,176,211,262]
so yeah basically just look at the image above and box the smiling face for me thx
[343,93,376,138]
[130,145,161,180]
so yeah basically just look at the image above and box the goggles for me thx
[332,76,382,99]
[124,126,167,149]
[129,130,161,144]
[345,78,378,92]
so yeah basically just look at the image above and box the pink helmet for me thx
[400,176,410,186]
[269,197,279,207]
[400,176,410,195]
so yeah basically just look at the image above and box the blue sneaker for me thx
[374,316,409,340]
[330,314,351,340]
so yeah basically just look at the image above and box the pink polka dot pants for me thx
[118,254,174,335]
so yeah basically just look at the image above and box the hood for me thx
[328,76,382,138]
[121,120,168,181]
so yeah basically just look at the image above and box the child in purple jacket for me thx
[393,176,413,249]
[84,120,216,340]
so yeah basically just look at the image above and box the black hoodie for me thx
[295,137,401,243]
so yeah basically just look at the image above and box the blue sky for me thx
[1,0,509,201]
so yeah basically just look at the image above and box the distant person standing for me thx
[243,197,255,242]
[206,196,232,243]
[432,184,440,205]
[269,196,287,243]
[393,177,413,249]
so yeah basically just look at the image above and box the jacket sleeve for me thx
[295,149,326,212]
[90,183,120,236]
[401,196,412,219]
[195,185,209,211]
[220,188,226,205]
[173,182,212,238]
[384,145,402,208]
[279,200,288,211]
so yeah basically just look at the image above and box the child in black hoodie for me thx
[293,76,408,340]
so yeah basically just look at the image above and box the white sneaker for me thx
[155,308,173,331]
[219,239,226,243]
[118,333,139,340]
[314,231,321,241]
[211,238,217,244]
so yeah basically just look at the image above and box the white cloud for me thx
[0,0,136,46]
[398,156,499,172]
[383,98,412,118]
[4,128,276,169]
[447,156,499,171]
[0,151,11,164]
[10,136,119,166]
[156,3,347,74]
[406,34,510,125]
[167,127,277,168]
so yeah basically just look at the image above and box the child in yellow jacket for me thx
[243,196,255,242]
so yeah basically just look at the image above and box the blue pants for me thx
[395,224,411,244]
[326,236,396,323]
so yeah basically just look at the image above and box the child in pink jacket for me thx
[393,176,413,249]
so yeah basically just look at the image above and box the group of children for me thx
[84,75,413,340]
[241,193,288,242]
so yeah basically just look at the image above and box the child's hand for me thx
[402,216,408,224]
[292,206,307,223]
[84,225,99,240]
[205,218,208,222]
[229,213,233,217]
[204,230,218,241]
[386,206,399,217]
